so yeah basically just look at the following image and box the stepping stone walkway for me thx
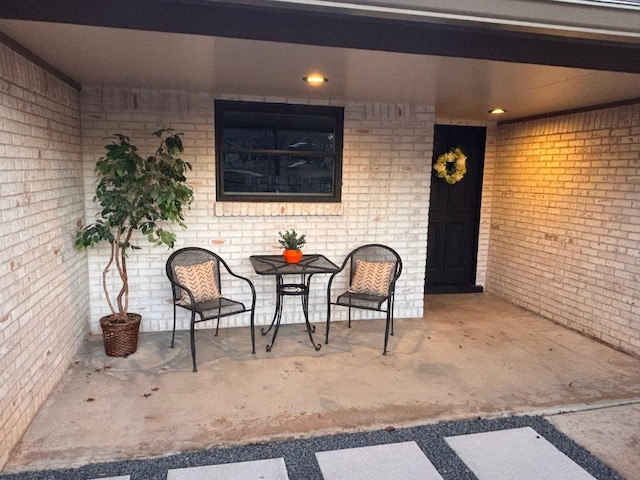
[90,427,597,480]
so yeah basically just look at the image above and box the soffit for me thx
[0,0,638,122]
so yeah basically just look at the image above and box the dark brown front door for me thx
[425,125,486,293]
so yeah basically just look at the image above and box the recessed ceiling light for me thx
[489,108,506,115]
[303,74,328,85]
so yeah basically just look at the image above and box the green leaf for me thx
[77,130,194,310]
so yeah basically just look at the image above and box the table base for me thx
[260,275,322,352]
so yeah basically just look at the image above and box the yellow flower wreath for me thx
[433,148,467,185]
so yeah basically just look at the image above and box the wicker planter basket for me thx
[100,313,142,357]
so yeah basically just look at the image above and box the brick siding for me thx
[0,44,87,468]
[80,87,435,334]
[488,104,640,357]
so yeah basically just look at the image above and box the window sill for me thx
[214,202,344,217]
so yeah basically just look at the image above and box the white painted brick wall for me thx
[80,87,434,335]
[488,103,640,357]
[0,43,87,469]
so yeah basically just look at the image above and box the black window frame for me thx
[214,100,344,203]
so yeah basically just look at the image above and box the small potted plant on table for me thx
[279,229,306,264]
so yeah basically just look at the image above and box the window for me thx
[215,100,344,202]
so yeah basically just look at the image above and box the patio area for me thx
[2,293,640,478]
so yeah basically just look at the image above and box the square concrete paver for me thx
[315,441,444,480]
[445,427,597,480]
[167,457,288,479]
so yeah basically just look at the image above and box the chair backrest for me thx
[346,244,402,295]
[166,247,223,300]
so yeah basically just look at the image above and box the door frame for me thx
[425,124,486,294]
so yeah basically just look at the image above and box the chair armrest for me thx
[387,262,403,294]
[326,257,351,295]
[167,276,197,308]
[216,259,257,309]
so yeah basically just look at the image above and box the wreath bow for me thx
[433,148,467,185]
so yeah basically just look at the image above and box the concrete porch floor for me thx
[3,293,640,478]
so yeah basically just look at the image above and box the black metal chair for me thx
[326,244,402,355]
[166,247,256,372]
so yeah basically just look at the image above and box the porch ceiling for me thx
[0,0,639,122]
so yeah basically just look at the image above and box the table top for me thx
[250,254,339,275]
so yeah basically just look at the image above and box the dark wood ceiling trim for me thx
[498,97,640,125]
[0,30,81,90]
[0,0,638,73]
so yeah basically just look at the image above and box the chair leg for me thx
[215,318,220,336]
[325,302,331,344]
[348,306,352,328]
[250,311,256,354]
[390,296,395,336]
[171,304,177,348]
[383,309,392,355]
[190,312,197,372]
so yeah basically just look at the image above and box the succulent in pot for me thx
[278,229,306,263]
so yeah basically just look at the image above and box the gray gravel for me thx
[0,415,625,480]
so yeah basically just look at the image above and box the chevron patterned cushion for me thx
[174,260,221,305]
[348,259,394,296]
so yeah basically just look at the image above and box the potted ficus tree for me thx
[76,129,194,357]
